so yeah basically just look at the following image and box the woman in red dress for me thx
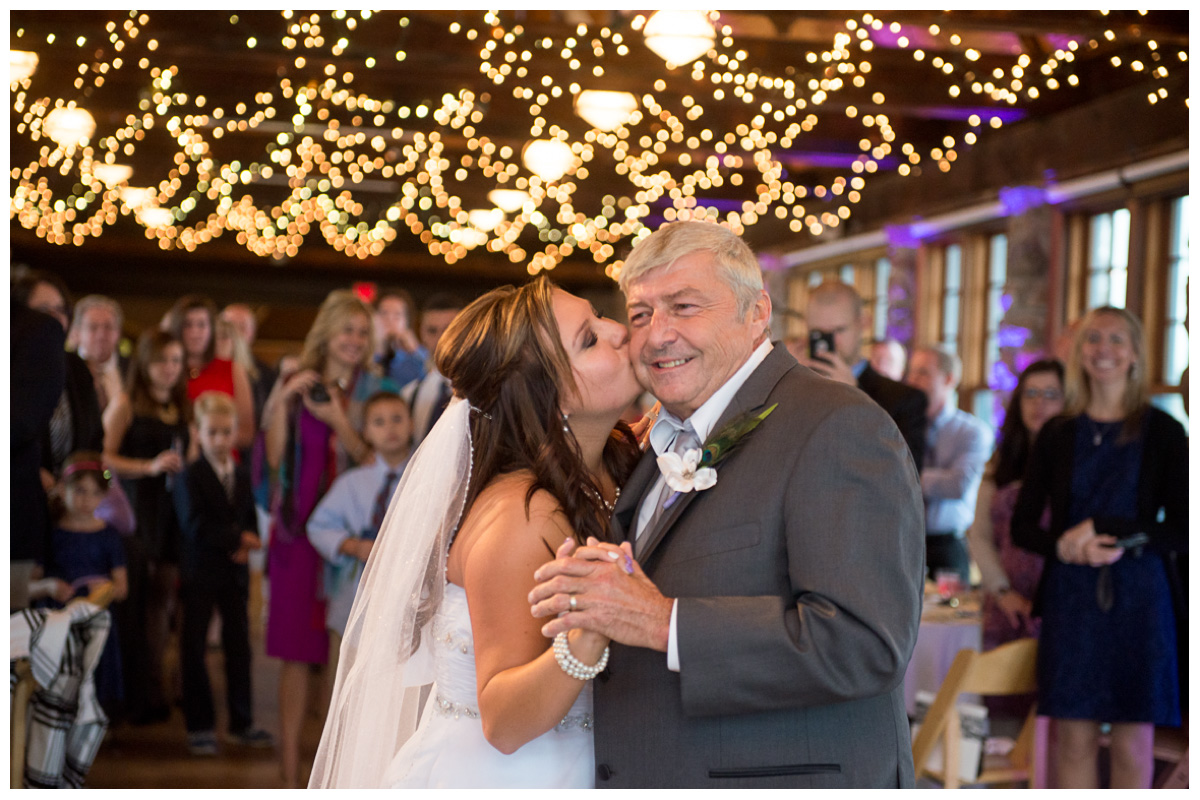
[164,294,255,451]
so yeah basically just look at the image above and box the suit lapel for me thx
[198,457,234,514]
[632,345,796,562]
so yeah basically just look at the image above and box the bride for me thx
[309,277,645,788]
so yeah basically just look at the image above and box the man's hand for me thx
[529,537,673,652]
[798,350,857,386]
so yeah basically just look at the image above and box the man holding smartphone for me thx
[794,281,927,470]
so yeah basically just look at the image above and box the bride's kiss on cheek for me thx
[312,221,925,789]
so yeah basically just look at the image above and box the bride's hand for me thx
[628,402,661,451]
[555,536,636,575]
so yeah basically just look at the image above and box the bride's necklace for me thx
[587,485,621,514]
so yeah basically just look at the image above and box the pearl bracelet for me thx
[553,632,609,681]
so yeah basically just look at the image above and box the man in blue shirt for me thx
[907,345,994,584]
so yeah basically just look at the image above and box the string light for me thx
[10,10,1186,272]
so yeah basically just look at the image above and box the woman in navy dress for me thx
[1013,306,1187,788]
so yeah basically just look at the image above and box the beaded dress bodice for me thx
[429,583,593,727]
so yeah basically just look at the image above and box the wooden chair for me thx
[10,580,116,789]
[1152,724,1188,789]
[912,637,1040,789]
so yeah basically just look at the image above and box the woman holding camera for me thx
[1012,307,1186,788]
[264,289,397,787]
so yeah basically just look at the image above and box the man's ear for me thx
[751,289,772,334]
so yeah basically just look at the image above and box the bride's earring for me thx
[561,411,570,434]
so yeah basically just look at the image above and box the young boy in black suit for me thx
[174,391,273,756]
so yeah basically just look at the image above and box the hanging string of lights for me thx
[9,10,1186,279]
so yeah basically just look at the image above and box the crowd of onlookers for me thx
[11,265,466,785]
[10,265,1186,789]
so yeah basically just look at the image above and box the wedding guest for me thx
[164,294,255,450]
[401,293,465,446]
[306,391,413,673]
[102,329,190,724]
[14,274,136,542]
[907,345,994,583]
[14,268,71,330]
[798,281,927,468]
[264,289,396,787]
[44,452,130,715]
[221,302,278,431]
[372,288,426,389]
[870,337,908,382]
[10,293,66,610]
[173,391,274,756]
[968,359,1064,652]
[70,294,127,414]
[1013,307,1186,789]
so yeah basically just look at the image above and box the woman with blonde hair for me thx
[309,276,643,787]
[264,289,397,787]
[1013,306,1187,788]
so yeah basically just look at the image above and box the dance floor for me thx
[86,567,327,789]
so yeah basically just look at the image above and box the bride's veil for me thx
[308,397,473,788]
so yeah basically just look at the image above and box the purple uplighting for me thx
[886,224,920,249]
[1000,293,1013,313]
[999,186,1048,216]
[997,324,1031,349]
[989,361,1019,393]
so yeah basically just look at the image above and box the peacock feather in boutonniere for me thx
[699,402,778,468]
[658,403,779,510]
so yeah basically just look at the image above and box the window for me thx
[974,233,1009,427]
[1163,195,1189,385]
[1087,207,1131,308]
[941,243,962,353]
[1151,195,1190,431]
[984,234,1008,375]
[873,257,891,340]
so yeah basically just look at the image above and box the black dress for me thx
[119,413,188,564]
[115,410,189,720]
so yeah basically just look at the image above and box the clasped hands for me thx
[1056,518,1124,567]
[528,537,673,653]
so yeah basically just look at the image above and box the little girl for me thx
[45,452,130,714]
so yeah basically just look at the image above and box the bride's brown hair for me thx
[436,275,640,545]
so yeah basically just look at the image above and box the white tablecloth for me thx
[903,596,983,716]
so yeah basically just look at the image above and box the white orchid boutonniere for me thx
[657,402,778,510]
[657,448,717,495]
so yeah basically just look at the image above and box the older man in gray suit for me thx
[530,221,925,788]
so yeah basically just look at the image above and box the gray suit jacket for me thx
[594,345,925,788]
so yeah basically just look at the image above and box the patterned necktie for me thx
[638,424,700,553]
[369,470,398,538]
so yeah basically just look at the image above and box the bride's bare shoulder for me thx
[453,472,569,560]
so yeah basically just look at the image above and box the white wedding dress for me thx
[382,583,596,788]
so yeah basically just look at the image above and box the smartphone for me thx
[309,383,332,403]
[1107,532,1150,549]
[809,329,836,360]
